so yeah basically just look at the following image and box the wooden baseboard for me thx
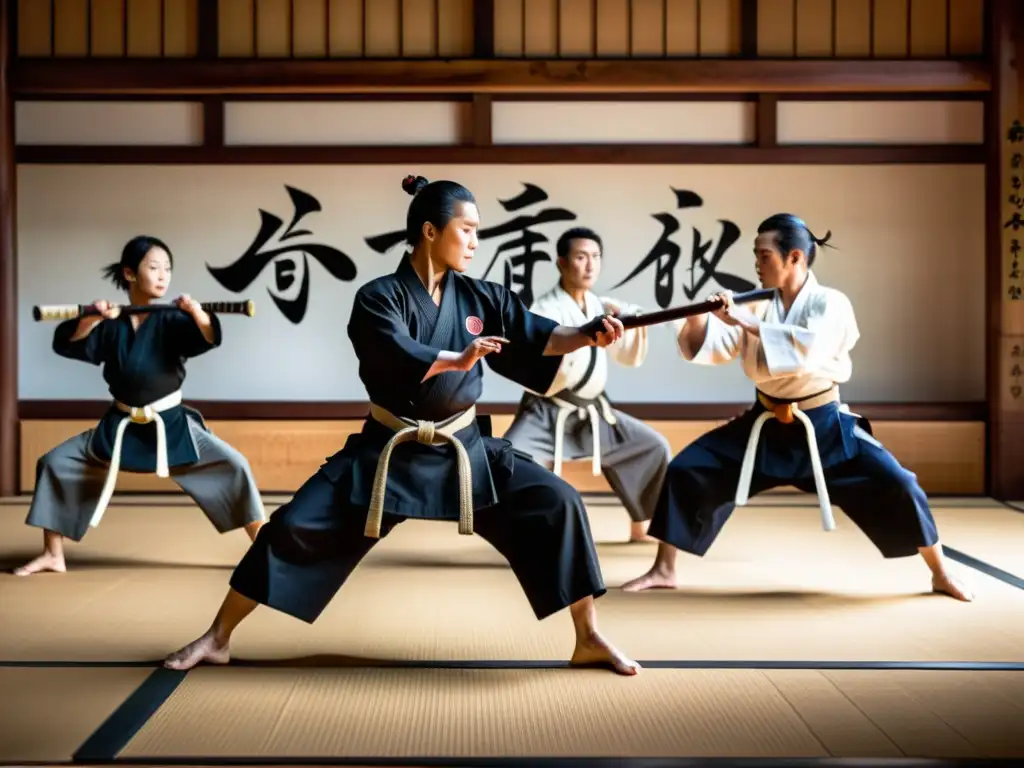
[18,417,986,497]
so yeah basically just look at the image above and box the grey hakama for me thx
[24,310,265,541]
[502,285,671,523]
[504,391,671,523]
[26,411,264,542]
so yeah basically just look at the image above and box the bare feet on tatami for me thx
[933,573,974,602]
[12,552,66,576]
[620,565,676,592]
[570,632,640,676]
[164,631,231,670]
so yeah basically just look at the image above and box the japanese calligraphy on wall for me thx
[1006,119,1024,302]
[16,164,986,404]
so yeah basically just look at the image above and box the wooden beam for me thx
[0,0,15,496]
[473,0,495,58]
[757,94,778,147]
[197,0,219,59]
[16,400,987,422]
[741,0,758,58]
[987,0,1024,500]
[203,96,224,147]
[470,93,492,146]
[9,58,991,96]
[14,144,986,165]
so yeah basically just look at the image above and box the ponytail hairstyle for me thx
[756,213,834,267]
[101,235,173,293]
[401,174,477,247]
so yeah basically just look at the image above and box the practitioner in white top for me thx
[503,226,671,542]
[621,213,972,602]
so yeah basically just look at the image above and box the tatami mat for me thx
[1,500,1023,665]
[117,667,1024,760]
[932,504,1024,578]
[0,666,153,762]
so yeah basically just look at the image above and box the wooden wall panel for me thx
[699,0,741,56]
[219,0,255,56]
[255,0,292,57]
[126,0,164,56]
[163,0,198,57]
[909,0,948,57]
[523,0,558,57]
[19,418,988,497]
[948,0,984,56]
[13,0,988,59]
[758,0,794,56]
[665,0,698,56]
[596,0,630,56]
[292,0,329,57]
[327,0,364,57]
[559,0,594,56]
[402,0,438,57]
[833,0,871,57]
[53,0,89,56]
[494,0,525,56]
[872,0,909,57]
[756,0,985,59]
[364,0,401,57]
[17,0,52,55]
[437,0,473,57]
[630,0,664,57]
[90,0,126,57]
[795,0,832,57]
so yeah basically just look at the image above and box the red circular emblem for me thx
[465,316,483,335]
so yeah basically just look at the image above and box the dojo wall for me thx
[13,91,989,496]
[14,0,986,60]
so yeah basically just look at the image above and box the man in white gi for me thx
[503,226,672,543]
[621,213,973,601]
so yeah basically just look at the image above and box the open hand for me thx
[456,336,509,371]
[92,300,121,320]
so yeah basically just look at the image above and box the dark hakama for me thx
[648,398,940,558]
[229,256,607,624]
[25,310,264,541]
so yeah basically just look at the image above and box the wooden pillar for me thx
[988,0,1024,499]
[0,0,15,497]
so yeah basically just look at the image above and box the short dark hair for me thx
[757,213,833,267]
[101,235,173,293]
[401,174,477,247]
[556,227,603,260]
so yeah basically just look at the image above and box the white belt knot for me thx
[365,403,477,539]
[88,389,183,529]
[549,394,616,477]
[735,387,841,532]
[416,422,436,443]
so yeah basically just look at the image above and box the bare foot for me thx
[570,632,640,676]
[620,566,676,592]
[932,573,974,602]
[629,533,657,543]
[13,552,66,576]
[164,630,231,670]
[629,522,655,543]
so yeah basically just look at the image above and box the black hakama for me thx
[648,399,940,558]
[229,256,607,623]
